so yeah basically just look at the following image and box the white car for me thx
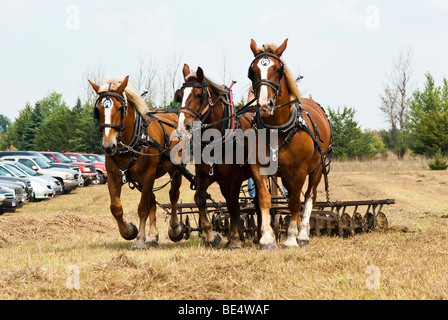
[0,162,56,201]
[7,161,63,196]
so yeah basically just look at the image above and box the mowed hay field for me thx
[1,156,447,300]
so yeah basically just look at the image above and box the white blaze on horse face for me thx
[177,87,193,139]
[257,58,274,111]
[102,97,113,137]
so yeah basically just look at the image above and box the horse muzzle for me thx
[259,100,275,116]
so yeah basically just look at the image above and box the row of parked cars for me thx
[0,151,106,215]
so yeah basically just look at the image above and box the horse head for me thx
[175,64,211,140]
[88,76,129,155]
[248,38,288,116]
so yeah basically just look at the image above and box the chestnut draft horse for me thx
[89,76,184,250]
[175,64,252,249]
[247,39,333,250]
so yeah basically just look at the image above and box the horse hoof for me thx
[122,223,138,241]
[132,242,148,251]
[145,239,159,248]
[168,225,185,243]
[260,242,278,252]
[298,240,309,247]
[205,234,222,248]
[226,241,242,250]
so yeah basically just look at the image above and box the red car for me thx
[41,152,98,186]
[62,152,107,184]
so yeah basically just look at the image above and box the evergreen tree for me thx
[409,73,448,156]
[2,103,33,150]
[328,106,380,160]
[33,103,75,152]
[20,104,46,150]
[0,114,11,133]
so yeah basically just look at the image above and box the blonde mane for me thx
[261,43,301,101]
[98,77,149,116]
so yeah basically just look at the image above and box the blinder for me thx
[247,51,285,93]
[177,80,212,120]
[94,88,128,134]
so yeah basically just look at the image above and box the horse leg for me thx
[220,180,243,249]
[167,170,184,242]
[133,170,157,250]
[297,168,323,247]
[281,170,307,248]
[195,174,221,248]
[108,176,138,241]
[251,165,277,251]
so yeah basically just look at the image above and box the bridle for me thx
[94,84,128,139]
[175,80,218,122]
[248,46,285,105]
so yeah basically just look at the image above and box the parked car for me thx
[41,152,97,186]
[61,152,105,185]
[82,154,107,184]
[0,169,33,202]
[0,151,81,173]
[0,187,19,215]
[83,154,105,163]
[0,161,57,201]
[0,180,27,212]
[9,161,63,195]
[0,155,79,194]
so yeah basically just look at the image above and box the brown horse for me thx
[175,64,252,249]
[88,76,184,250]
[247,39,333,250]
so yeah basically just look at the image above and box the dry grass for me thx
[1,157,447,300]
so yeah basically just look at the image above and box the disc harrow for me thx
[160,193,395,242]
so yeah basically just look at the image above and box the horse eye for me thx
[196,94,202,99]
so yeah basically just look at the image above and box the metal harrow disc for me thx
[374,211,388,231]
[352,212,363,235]
[362,212,375,233]
[338,212,353,238]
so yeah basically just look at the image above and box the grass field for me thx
[0,156,447,300]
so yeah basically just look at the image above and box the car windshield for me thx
[53,153,72,163]
[34,157,51,169]
[76,153,92,163]
[9,162,39,176]
[84,155,98,162]
[3,164,28,177]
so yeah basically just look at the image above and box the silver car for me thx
[0,162,58,200]
[9,161,63,195]
[0,156,80,194]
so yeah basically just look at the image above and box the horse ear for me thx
[117,76,129,94]
[183,64,190,79]
[275,38,288,57]
[250,39,260,56]
[196,67,204,83]
[88,80,100,94]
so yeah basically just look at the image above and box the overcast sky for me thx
[1,0,447,130]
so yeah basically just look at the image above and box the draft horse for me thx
[175,64,253,249]
[89,76,184,250]
[247,39,333,250]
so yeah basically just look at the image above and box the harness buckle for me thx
[119,169,128,184]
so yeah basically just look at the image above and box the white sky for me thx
[0,0,447,130]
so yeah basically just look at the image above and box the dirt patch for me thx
[0,212,115,247]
